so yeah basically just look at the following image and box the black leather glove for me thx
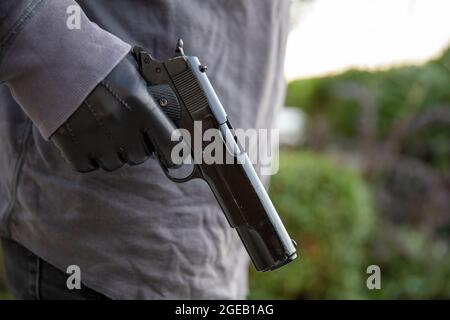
[50,52,178,172]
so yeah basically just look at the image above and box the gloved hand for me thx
[50,52,178,172]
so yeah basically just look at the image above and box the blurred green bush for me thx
[285,47,450,175]
[249,151,374,299]
[267,46,450,299]
[249,151,450,299]
[367,224,450,299]
[286,45,449,234]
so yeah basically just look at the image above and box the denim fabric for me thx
[1,238,108,300]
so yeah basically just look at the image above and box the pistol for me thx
[133,40,297,271]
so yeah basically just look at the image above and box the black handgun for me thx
[133,40,297,271]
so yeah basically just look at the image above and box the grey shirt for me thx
[0,0,290,299]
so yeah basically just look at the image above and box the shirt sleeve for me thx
[0,0,131,139]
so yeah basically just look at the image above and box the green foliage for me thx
[287,48,450,132]
[286,70,374,140]
[248,151,450,299]
[373,60,450,137]
[286,47,450,171]
[367,226,450,299]
[249,151,374,299]
[273,47,450,300]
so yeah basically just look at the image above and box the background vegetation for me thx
[250,151,374,299]
[249,47,450,299]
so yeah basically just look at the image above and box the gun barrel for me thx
[200,122,297,271]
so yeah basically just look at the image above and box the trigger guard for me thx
[155,154,201,183]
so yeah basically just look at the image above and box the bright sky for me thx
[285,0,450,80]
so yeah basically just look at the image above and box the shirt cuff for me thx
[1,0,131,139]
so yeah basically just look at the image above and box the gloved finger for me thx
[122,138,151,165]
[51,125,99,172]
[88,85,151,166]
[77,100,126,171]
[94,152,124,172]
[141,128,155,158]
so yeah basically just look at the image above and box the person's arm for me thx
[0,0,130,139]
[0,0,178,172]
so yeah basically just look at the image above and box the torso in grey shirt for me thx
[0,0,290,299]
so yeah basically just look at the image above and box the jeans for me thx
[1,238,109,300]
